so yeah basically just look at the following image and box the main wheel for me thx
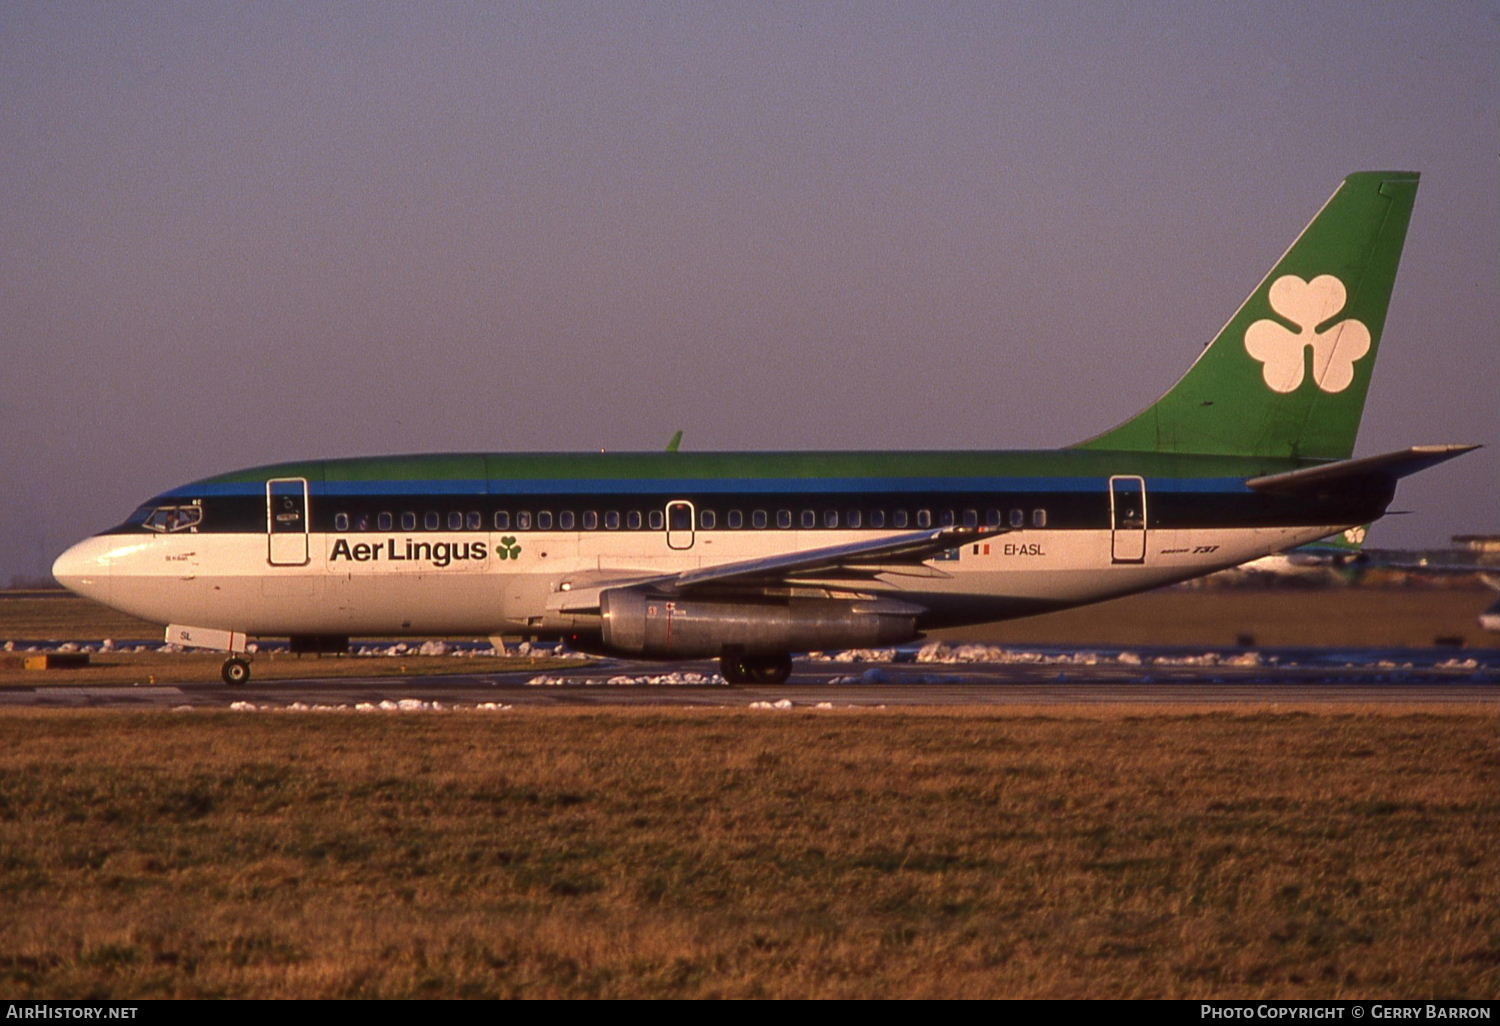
[720,653,792,684]
[747,653,793,684]
[221,657,251,685]
[719,654,753,684]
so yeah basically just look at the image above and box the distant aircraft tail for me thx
[1074,171,1419,461]
[1296,523,1371,565]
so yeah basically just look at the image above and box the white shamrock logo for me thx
[1244,275,1370,393]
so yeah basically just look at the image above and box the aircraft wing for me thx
[546,526,1009,613]
[671,525,1009,588]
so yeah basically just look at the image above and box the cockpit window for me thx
[141,505,203,533]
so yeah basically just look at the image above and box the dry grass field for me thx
[0,651,583,688]
[0,707,1494,999]
[0,595,161,642]
[926,583,1497,650]
[0,594,585,686]
[6,584,1495,650]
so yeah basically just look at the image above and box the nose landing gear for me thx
[221,657,252,685]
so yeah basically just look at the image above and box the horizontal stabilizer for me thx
[1246,445,1478,494]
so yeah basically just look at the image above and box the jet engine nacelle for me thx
[598,589,923,658]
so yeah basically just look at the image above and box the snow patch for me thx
[805,648,900,663]
[527,672,725,687]
[227,698,512,713]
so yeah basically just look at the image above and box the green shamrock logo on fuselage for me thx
[497,536,521,560]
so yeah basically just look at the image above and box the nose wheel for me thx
[221,657,252,685]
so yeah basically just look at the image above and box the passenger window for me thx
[467,512,482,531]
[846,509,861,529]
[892,509,909,529]
[537,511,553,530]
[824,510,838,528]
[1033,509,1047,528]
[1010,509,1026,528]
[869,509,885,528]
[752,510,768,529]
[627,511,642,530]
[727,510,743,529]
[700,509,716,530]
[582,511,598,530]
[916,510,931,529]
[939,509,955,527]
[648,510,664,530]
[401,512,417,531]
[801,510,816,529]
[558,510,575,530]
[448,511,464,531]
[605,511,621,530]
[378,512,393,531]
[425,512,441,530]
[334,513,350,532]
[516,511,532,530]
[963,509,979,528]
[986,508,1002,528]
[494,511,510,530]
[777,510,792,529]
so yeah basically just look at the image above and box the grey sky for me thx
[3,1,1496,581]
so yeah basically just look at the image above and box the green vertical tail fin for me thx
[1074,171,1419,460]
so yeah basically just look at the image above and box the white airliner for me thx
[52,172,1475,683]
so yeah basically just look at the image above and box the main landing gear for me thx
[719,652,793,685]
[221,657,252,685]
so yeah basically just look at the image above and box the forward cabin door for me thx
[267,478,311,566]
[665,500,696,550]
[1109,475,1147,564]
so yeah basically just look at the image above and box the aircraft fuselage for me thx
[53,447,1392,641]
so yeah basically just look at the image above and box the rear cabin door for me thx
[1109,475,1147,564]
[267,478,311,566]
[665,500,695,550]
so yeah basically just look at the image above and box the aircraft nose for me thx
[52,537,111,604]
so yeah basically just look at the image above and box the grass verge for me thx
[0,705,1494,998]
[0,652,586,688]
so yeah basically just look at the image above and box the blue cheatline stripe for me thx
[164,475,1254,499]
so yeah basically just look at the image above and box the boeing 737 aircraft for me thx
[52,172,1475,684]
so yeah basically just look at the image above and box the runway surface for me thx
[4,643,1496,709]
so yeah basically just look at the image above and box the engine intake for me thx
[599,590,922,658]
